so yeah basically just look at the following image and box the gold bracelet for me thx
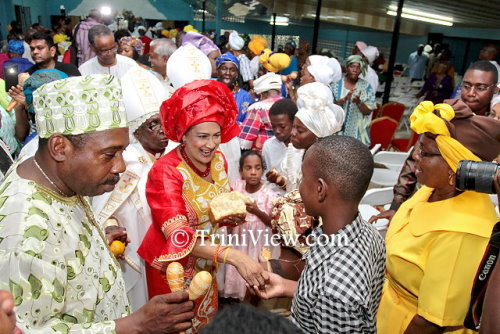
[223,247,232,264]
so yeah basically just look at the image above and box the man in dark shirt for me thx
[26,32,80,76]
[370,60,499,223]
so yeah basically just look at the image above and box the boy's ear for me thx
[317,178,327,203]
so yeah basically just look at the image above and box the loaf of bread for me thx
[209,191,253,223]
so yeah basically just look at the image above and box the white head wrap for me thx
[121,67,167,138]
[360,46,379,64]
[137,25,146,32]
[228,30,244,51]
[355,41,367,51]
[253,72,282,94]
[296,82,345,138]
[307,55,342,86]
[167,44,212,90]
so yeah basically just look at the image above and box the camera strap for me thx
[464,221,500,330]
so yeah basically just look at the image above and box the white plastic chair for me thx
[373,151,410,172]
[370,168,400,187]
[370,143,381,156]
[361,187,394,206]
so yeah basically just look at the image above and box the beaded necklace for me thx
[180,145,211,178]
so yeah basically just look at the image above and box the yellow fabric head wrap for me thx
[168,29,177,39]
[183,25,198,33]
[259,49,291,73]
[161,30,169,38]
[410,101,481,172]
[248,35,268,55]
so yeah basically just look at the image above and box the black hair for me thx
[311,136,374,203]
[239,150,265,171]
[468,60,498,83]
[269,98,298,121]
[88,25,113,46]
[199,304,303,334]
[114,29,131,43]
[30,31,55,48]
[38,134,90,150]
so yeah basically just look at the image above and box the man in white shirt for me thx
[149,38,177,97]
[78,25,138,79]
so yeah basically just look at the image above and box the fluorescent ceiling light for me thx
[388,5,454,22]
[387,10,453,26]
[270,16,289,26]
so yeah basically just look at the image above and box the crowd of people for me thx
[0,9,499,334]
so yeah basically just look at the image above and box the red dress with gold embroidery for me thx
[138,148,230,332]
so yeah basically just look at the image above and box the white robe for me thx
[91,143,156,311]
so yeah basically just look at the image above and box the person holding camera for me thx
[376,99,500,334]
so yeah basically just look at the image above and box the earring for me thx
[448,172,455,186]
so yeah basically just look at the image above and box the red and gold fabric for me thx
[137,149,230,332]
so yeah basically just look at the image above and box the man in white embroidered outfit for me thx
[149,38,177,97]
[92,67,174,311]
[0,74,194,333]
[78,25,138,79]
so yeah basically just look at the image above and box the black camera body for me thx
[456,160,499,194]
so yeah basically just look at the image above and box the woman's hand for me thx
[228,250,269,289]
[351,91,362,105]
[368,209,396,224]
[266,168,280,184]
[220,214,246,227]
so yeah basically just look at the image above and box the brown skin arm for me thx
[114,291,194,334]
[191,239,269,289]
[14,104,29,142]
[404,315,444,334]
[351,91,373,115]
[246,202,272,227]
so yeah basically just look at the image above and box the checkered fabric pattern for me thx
[238,96,281,150]
[291,215,386,333]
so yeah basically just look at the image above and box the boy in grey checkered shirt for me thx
[251,136,386,333]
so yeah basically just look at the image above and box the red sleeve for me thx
[140,153,197,263]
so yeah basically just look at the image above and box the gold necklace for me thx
[33,158,70,197]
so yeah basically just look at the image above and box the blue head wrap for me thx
[216,52,240,70]
[7,40,24,54]
[23,69,68,114]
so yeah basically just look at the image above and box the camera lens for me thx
[456,160,499,194]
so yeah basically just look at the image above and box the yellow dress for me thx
[377,186,498,333]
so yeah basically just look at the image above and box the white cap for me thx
[361,46,379,64]
[121,66,167,136]
[228,30,244,51]
[167,44,212,90]
[253,72,282,94]
[307,55,342,86]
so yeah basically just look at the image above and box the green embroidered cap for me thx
[34,74,128,138]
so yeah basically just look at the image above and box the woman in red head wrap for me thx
[138,80,268,332]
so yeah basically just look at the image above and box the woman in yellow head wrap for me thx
[376,99,500,334]
[258,48,291,73]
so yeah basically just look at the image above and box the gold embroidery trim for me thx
[161,214,189,239]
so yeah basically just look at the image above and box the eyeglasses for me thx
[461,82,496,92]
[419,147,441,158]
[146,121,162,132]
[96,46,118,56]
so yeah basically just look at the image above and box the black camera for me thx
[456,160,499,194]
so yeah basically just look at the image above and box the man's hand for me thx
[247,272,287,299]
[8,85,25,105]
[105,225,130,246]
[0,290,22,334]
[116,291,195,334]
